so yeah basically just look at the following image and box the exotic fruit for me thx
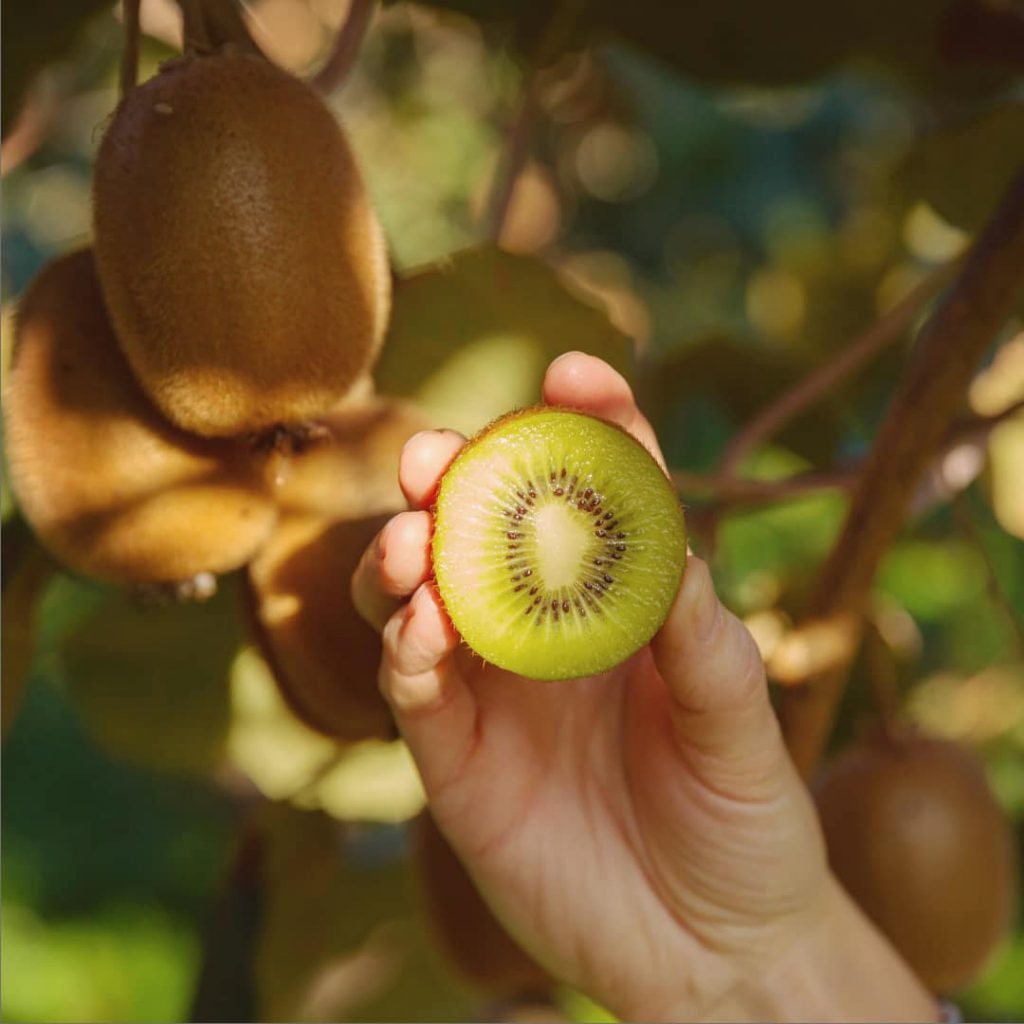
[92,53,391,438]
[247,514,394,741]
[431,407,687,680]
[816,732,1016,992]
[3,249,277,586]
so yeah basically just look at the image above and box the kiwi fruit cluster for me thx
[4,249,277,586]
[432,407,687,679]
[816,731,1016,992]
[2,39,402,747]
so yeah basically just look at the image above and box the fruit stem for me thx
[176,0,211,53]
[779,169,1024,780]
[119,0,142,97]
[309,0,376,94]
[175,0,265,57]
[862,620,903,745]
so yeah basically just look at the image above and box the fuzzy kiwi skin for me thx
[816,733,1016,992]
[92,53,391,438]
[413,812,552,997]
[3,249,278,585]
[246,513,394,741]
[272,397,434,519]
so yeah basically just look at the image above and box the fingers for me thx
[543,351,666,470]
[651,557,786,784]
[351,510,432,631]
[399,429,466,509]
[379,583,479,799]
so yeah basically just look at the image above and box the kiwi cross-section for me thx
[432,408,686,680]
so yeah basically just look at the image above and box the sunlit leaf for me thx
[58,579,243,777]
[377,247,634,436]
[254,805,474,1022]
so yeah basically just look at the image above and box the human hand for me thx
[353,353,938,1022]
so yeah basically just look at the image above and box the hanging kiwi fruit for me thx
[413,811,552,998]
[3,249,277,587]
[246,513,395,742]
[815,730,1017,993]
[92,51,391,439]
[271,397,434,520]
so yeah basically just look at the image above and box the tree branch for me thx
[717,257,962,478]
[779,168,1024,779]
[175,0,264,57]
[482,0,584,244]
[310,0,375,94]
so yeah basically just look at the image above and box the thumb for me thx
[650,557,789,789]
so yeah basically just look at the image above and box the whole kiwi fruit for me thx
[3,249,277,585]
[92,53,391,438]
[815,731,1017,992]
[271,397,433,519]
[431,406,687,680]
[413,812,551,997]
[246,513,394,741]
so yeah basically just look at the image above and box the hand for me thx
[353,353,938,1022]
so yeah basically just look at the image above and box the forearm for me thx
[709,877,940,1024]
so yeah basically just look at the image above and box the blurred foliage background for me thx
[2,0,1023,1020]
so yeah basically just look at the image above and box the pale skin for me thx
[352,353,941,1023]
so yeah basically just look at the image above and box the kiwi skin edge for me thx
[430,406,687,681]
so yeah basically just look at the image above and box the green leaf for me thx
[899,104,1024,231]
[58,579,244,777]
[376,246,634,436]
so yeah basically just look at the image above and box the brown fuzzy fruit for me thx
[246,514,393,741]
[272,397,434,519]
[413,812,551,997]
[93,53,391,438]
[3,249,277,585]
[816,732,1017,992]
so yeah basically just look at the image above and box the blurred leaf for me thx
[312,741,425,825]
[0,901,197,1023]
[59,579,244,778]
[877,539,987,621]
[1,539,52,738]
[254,805,474,1022]
[899,104,1024,231]
[715,451,848,611]
[639,337,844,472]
[226,646,339,801]
[1,0,112,133]
[377,247,634,435]
[963,920,1024,1018]
[227,646,425,824]
[987,416,1024,540]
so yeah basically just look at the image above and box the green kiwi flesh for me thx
[432,407,687,680]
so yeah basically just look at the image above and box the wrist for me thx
[711,877,941,1023]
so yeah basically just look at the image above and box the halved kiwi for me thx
[432,407,686,680]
